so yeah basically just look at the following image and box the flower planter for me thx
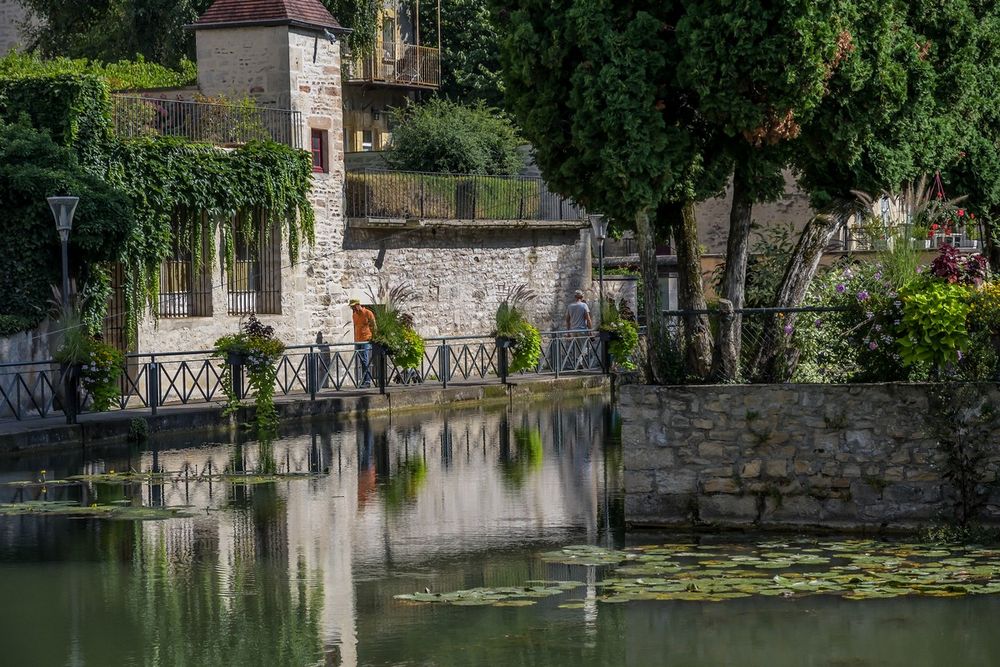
[599,330,621,343]
[56,362,81,425]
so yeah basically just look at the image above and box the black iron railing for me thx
[112,96,303,148]
[346,169,586,222]
[0,330,619,422]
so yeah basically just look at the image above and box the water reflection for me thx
[0,396,619,666]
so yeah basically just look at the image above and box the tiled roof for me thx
[193,0,343,31]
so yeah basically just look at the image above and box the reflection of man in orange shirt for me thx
[350,299,376,387]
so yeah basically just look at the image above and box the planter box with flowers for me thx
[214,315,285,432]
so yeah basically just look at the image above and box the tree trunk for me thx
[712,164,754,381]
[635,208,663,384]
[752,213,840,381]
[666,200,712,378]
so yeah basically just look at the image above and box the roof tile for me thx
[194,0,342,30]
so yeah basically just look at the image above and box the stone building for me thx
[341,0,441,153]
[129,0,589,353]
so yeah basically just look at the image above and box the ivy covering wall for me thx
[0,67,315,343]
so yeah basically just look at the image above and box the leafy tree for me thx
[385,98,522,174]
[419,0,504,107]
[0,120,130,331]
[20,0,212,69]
[675,0,850,380]
[755,0,998,380]
[495,0,711,381]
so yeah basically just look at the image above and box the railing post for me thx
[496,338,509,385]
[375,344,388,395]
[420,176,425,218]
[440,341,449,389]
[148,358,159,416]
[553,333,561,378]
[601,334,612,375]
[307,348,318,401]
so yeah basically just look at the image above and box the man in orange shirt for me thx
[350,299,376,387]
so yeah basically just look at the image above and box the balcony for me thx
[345,169,587,229]
[344,44,441,89]
[111,95,303,148]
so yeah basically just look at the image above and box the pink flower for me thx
[958,209,965,217]
[868,341,878,351]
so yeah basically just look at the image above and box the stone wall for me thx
[622,383,1000,531]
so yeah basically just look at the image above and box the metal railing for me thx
[0,331,614,423]
[346,169,586,222]
[344,44,441,88]
[112,96,303,148]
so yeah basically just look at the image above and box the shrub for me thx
[897,279,971,369]
[385,98,524,175]
[599,299,639,371]
[0,52,197,91]
[930,243,988,286]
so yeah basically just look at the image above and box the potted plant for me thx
[494,285,542,376]
[369,284,426,377]
[214,315,285,432]
[598,298,639,371]
[52,305,125,416]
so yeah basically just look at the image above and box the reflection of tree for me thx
[379,457,427,513]
[103,522,328,665]
[499,426,544,489]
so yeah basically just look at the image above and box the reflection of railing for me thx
[346,169,585,222]
[344,44,441,88]
[112,96,303,148]
[0,331,615,422]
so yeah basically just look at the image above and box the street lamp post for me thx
[589,214,609,310]
[48,196,80,425]
[48,196,79,314]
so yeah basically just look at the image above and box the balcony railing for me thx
[112,96,303,148]
[345,44,441,88]
[346,169,585,223]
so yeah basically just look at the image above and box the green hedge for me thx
[0,74,112,164]
[0,52,197,91]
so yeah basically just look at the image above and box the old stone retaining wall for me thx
[622,383,1000,531]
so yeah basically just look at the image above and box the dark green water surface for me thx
[0,396,997,666]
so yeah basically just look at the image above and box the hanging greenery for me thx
[106,136,316,340]
[494,285,542,374]
[214,316,285,433]
[0,71,316,343]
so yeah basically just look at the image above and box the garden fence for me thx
[659,305,850,383]
[0,330,616,423]
[345,169,585,222]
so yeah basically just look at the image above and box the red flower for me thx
[931,223,939,230]
[958,209,965,217]
[971,213,976,220]
[927,231,934,239]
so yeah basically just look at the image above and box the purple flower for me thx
[836,283,846,293]
[857,291,870,302]
[917,266,924,274]
[874,271,883,280]
[814,318,823,327]
[868,341,879,351]
[784,323,794,335]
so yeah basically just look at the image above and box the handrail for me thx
[0,329,622,423]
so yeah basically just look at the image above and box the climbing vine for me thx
[0,72,315,343]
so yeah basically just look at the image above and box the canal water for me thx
[0,396,998,666]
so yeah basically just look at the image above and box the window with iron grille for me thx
[158,217,213,318]
[103,262,130,351]
[227,214,282,315]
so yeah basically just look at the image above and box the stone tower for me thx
[191,0,350,336]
